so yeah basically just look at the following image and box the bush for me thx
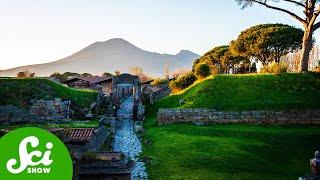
[151,78,169,86]
[169,72,196,92]
[194,63,211,79]
[260,61,288,74]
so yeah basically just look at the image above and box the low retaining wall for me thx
[0,99,69,125]
[158,108,320,125]
[0,105,39,125]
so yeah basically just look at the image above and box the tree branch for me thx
[252,0,306,25]
[308,5,320,30]
[314,21,320,30]
[283,0,305,7]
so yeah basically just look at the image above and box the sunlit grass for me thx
[0,78,97,108]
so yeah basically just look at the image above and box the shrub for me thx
[151,78,169,86]
[260,61,288,74]
[169,72,196,92]
[194,63,211,79]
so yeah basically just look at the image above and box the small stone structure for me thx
[112,74,142,120]
[142,85,171,105]
[53,127,109,153]
[158,108,320,125]
[75,152,134,180]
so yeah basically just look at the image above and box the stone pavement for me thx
[113,96,148,180]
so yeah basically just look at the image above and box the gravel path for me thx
[113,96,148,180]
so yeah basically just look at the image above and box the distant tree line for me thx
[170,23,306,92]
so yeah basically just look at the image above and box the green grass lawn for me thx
[143,73,320,179]
[0,78,97,108]
[155,73,320,111]
[143,117,320,179]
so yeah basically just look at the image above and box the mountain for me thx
[0,38,200,77]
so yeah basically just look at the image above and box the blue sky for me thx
[0,0,316,69]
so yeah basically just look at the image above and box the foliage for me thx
[169,72,196,93]
[129,66,152,82]
[194,63,211,79]
[50,72,68,82]
[81,73,92,77]
[17,70,35,78]
[0,78,97,108]
[194,45,247,74]
[63,72,80,77]
[260,62,288,74]
[230,24,303,65]
[313,66,320,73]
[114,70,121,76]
[171,68,190,79]
[102,72,113,77]
[151,78,169,86]
[154,73,320,111]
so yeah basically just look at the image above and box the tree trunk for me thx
[300,30,313,72]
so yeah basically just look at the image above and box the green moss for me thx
[0,78,97,108]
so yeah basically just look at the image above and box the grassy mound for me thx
[142,73,320,179]
[0,78,97,108]
[153,73,320,112]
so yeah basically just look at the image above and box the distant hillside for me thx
[0,78,97,108]
[150,73,320,111]
[0,38,200,77]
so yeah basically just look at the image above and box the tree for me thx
[50,72,68,82]
[194,63,211,79]
[102,72,113,77]
[151,78,169,86]
[230,24,303,65]
[17,70,35,78]
[81,73,92,77]
[171,68,190,79]
[163,63,170,79]
[129,66,143,76]
[63,72,80,78]
[169,71,196,92]
[114,70,121,76]
[194,45,247,74]
[129,66,151,82]
[236,0,320,72]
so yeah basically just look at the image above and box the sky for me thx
[0,0,318,70]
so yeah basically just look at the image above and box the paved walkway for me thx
[113,96,148,180]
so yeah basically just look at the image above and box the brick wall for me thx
[158,108,320,125]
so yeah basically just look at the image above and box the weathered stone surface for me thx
[0,99,69,125]
[158,108,320,125]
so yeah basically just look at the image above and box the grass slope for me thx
[143,73,320,179]
[154,73,320,111]
[0,78,97,107]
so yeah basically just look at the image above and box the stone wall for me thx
[30,98,70,121]
[158,108,320,125]
[0,105,39,125]
[149,86,171,105]
[0,99,69,125]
